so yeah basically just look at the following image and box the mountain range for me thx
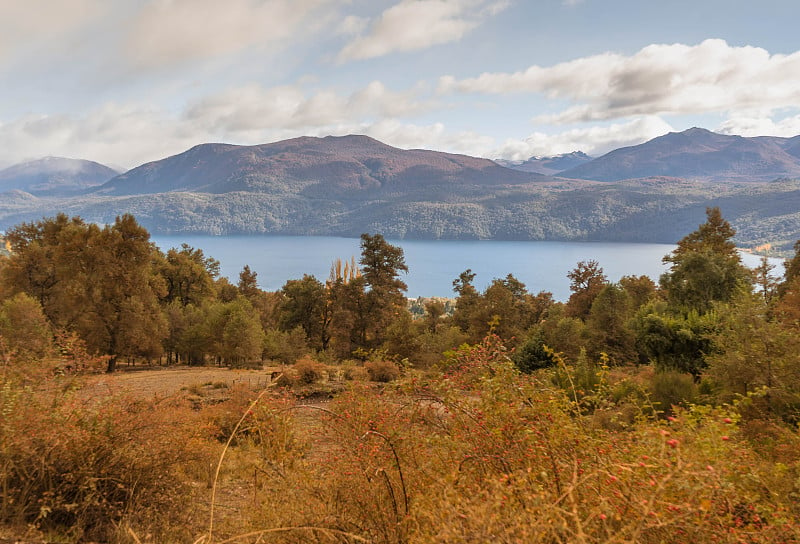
[495,151,593,175]
[2,128,800,254]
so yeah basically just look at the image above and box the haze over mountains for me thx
[2,128,800,253]
[495,151,593,175]
[0,157,120,197]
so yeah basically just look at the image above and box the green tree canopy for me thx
[660,207,749,314]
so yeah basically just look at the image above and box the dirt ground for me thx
[80,365,284,399]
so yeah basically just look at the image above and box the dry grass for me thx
[2,345,799,543]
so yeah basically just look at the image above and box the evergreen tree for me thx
[359,233,408,349]
[660,207,749,313]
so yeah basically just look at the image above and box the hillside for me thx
[95,135,548,196]
[0,157,119,196]
[2,131,800,253]
[560,128,800,182]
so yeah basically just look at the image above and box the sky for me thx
[1,0,799,170]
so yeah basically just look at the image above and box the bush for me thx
[0,380,205,542]
[364,360,401,382]
[293,356,327,385]
[342,362,370,381]
[648,370,698,416]
[512,334,556,373]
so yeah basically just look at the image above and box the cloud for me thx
[718,112,800,138]
[364,119,496,156]
[0,0,106,58]
[0,105,199,170]
[0,81,436,169]
[440,39,800,124]
[185,81,430,134]
[126,0,333,70]
[338,0,509,62]
[492,116,675,160]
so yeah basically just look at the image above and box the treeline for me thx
[1,208,800,417]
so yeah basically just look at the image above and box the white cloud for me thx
[441,39,800,124]
[0,0,106,58]
[364,119,496,156]
[338,0,509,62]
[126,0,333,69]
[185,81,429,134]
[492,116,675,160]
[0,105,199,170]
[0,81,436,169]
[718,113,800,138]
[338,15,370,36]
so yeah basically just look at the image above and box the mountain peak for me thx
[0,157,119,196]
[95,134,547,196]
[560,129,800,182]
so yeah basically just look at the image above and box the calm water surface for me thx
[150,236,778,301]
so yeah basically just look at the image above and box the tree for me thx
[706,294,800,417]
[159,244,219,307]
[359,233,408,349]
[753,255,779,305]
[512,332,557,373]
[221,299,264,366]
[619,275,657,309]
[83,215,168,371]
[586,283,637,365]
[632,302,717,378]
[279,275,327,350]
[565,260,607,320]
[1,214,167,372]
[660,207,749,313]
[237,265,261,300]
[0,293,52,361]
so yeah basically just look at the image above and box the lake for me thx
[150,236,781,301]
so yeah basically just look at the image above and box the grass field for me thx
[2,348,799,543]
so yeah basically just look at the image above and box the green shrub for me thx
[648,370,698,416]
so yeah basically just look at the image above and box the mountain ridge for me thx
[560,128,800,182]
[2,129,800,254]
[94,134,550,197]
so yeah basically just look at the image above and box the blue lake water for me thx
[150,236,781,301]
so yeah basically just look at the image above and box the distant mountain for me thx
[0,157,119,196]
[559,128,800,182]
[95,135,549,197]
[496,151,592,175]
[4,131,800,254]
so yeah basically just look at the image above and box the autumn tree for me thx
[159,243,219,307]
[81,215,167,371]
[565,260,608,320]
[775,240,800,326]
[237,265,260,300]
[1,214,167,372]
[0,293,52,361]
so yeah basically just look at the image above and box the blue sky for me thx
[1,0,799,169]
